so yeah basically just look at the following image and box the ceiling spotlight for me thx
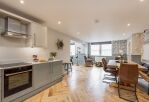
[140,0,144,2]
[58,21,62,25]
[20,0,24,4]
[127,23,131,27]
[94,19,100,24]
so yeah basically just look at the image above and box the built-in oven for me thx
[4,64,32,97]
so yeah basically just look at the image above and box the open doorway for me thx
[70,40,87,66]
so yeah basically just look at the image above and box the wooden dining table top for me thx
[107,60,148,71]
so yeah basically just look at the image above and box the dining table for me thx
[108,60,149,94]
[107,60,148,71]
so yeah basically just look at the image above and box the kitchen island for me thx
[0,60,63,102]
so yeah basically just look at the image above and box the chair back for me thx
[102,58,107,71]
[115,56,121,60]
[84,56,87,62]
[119,64,138,84]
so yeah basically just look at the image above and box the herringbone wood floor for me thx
[24,66,149,102]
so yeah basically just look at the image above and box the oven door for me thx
[4,66,32,97]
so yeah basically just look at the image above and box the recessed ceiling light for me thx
[20,0,24,4]
[94,19,100,24]
[140,0,144,2]
[58,21,62,25]
[77,32,80,35]
[127,23,131,27]
[123,33,126,36]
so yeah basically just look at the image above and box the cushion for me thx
[143,63,149,68]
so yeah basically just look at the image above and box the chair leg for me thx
[148,82,149,95]
[115,74,117,83]
[118,83,139,102]
[67,64,69,74]
[118,81,120,98]
[70,64,72,71]
[134,84,139,101]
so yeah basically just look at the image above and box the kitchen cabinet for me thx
[33,61,63,89]
[51,61,63,81]
[0,61,63,102]
[30,22,47,48]
[33,63,51,89]
[0,17,5,34]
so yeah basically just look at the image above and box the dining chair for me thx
[118,63,138,101]
[102,58,118,83]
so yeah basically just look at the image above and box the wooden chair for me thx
[84,56,93,67]
[102,58,118,83]
[118,63,139,101]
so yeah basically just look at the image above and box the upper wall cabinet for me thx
[0,17,5,34]
[30,22,47,48]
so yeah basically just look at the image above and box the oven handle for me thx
[5,70,32,77]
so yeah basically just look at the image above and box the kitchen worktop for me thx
[31,60,62,64]
[0,60,62,69]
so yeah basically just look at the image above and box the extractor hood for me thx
[3,31,29,39]
[2,16,30,39]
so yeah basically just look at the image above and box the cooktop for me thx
[0,62,32,69]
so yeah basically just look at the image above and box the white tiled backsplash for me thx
[0,47,48,64]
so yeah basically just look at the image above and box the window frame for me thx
[101,44,112,56]
[90,44,101,56]
[90,43,112,57]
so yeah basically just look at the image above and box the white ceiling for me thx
[0,0,149,42]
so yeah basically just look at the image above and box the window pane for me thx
[70,45,75,56]
[91,45,100,56]
[101,44,112,56]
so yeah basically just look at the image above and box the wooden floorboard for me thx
[24,65,149,102]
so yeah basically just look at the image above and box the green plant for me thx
[50,52,57,58]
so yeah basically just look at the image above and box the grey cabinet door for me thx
[48,62,53,83]
[52,61,63,81]
[33,63,50,89]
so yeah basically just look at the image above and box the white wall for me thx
[142,44,149,60]
[0,27,85,63]
[47,28,71,62]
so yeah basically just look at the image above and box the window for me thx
[91,45,100,56]
[70,45,75,56]
[90,43,112,56]
[101,44,112,56]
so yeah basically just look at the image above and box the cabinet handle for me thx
[5,70,32,76]
[34,33,36,46]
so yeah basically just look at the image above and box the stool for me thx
[63,62,72,74]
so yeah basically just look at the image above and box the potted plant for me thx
[49,52,57,60]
